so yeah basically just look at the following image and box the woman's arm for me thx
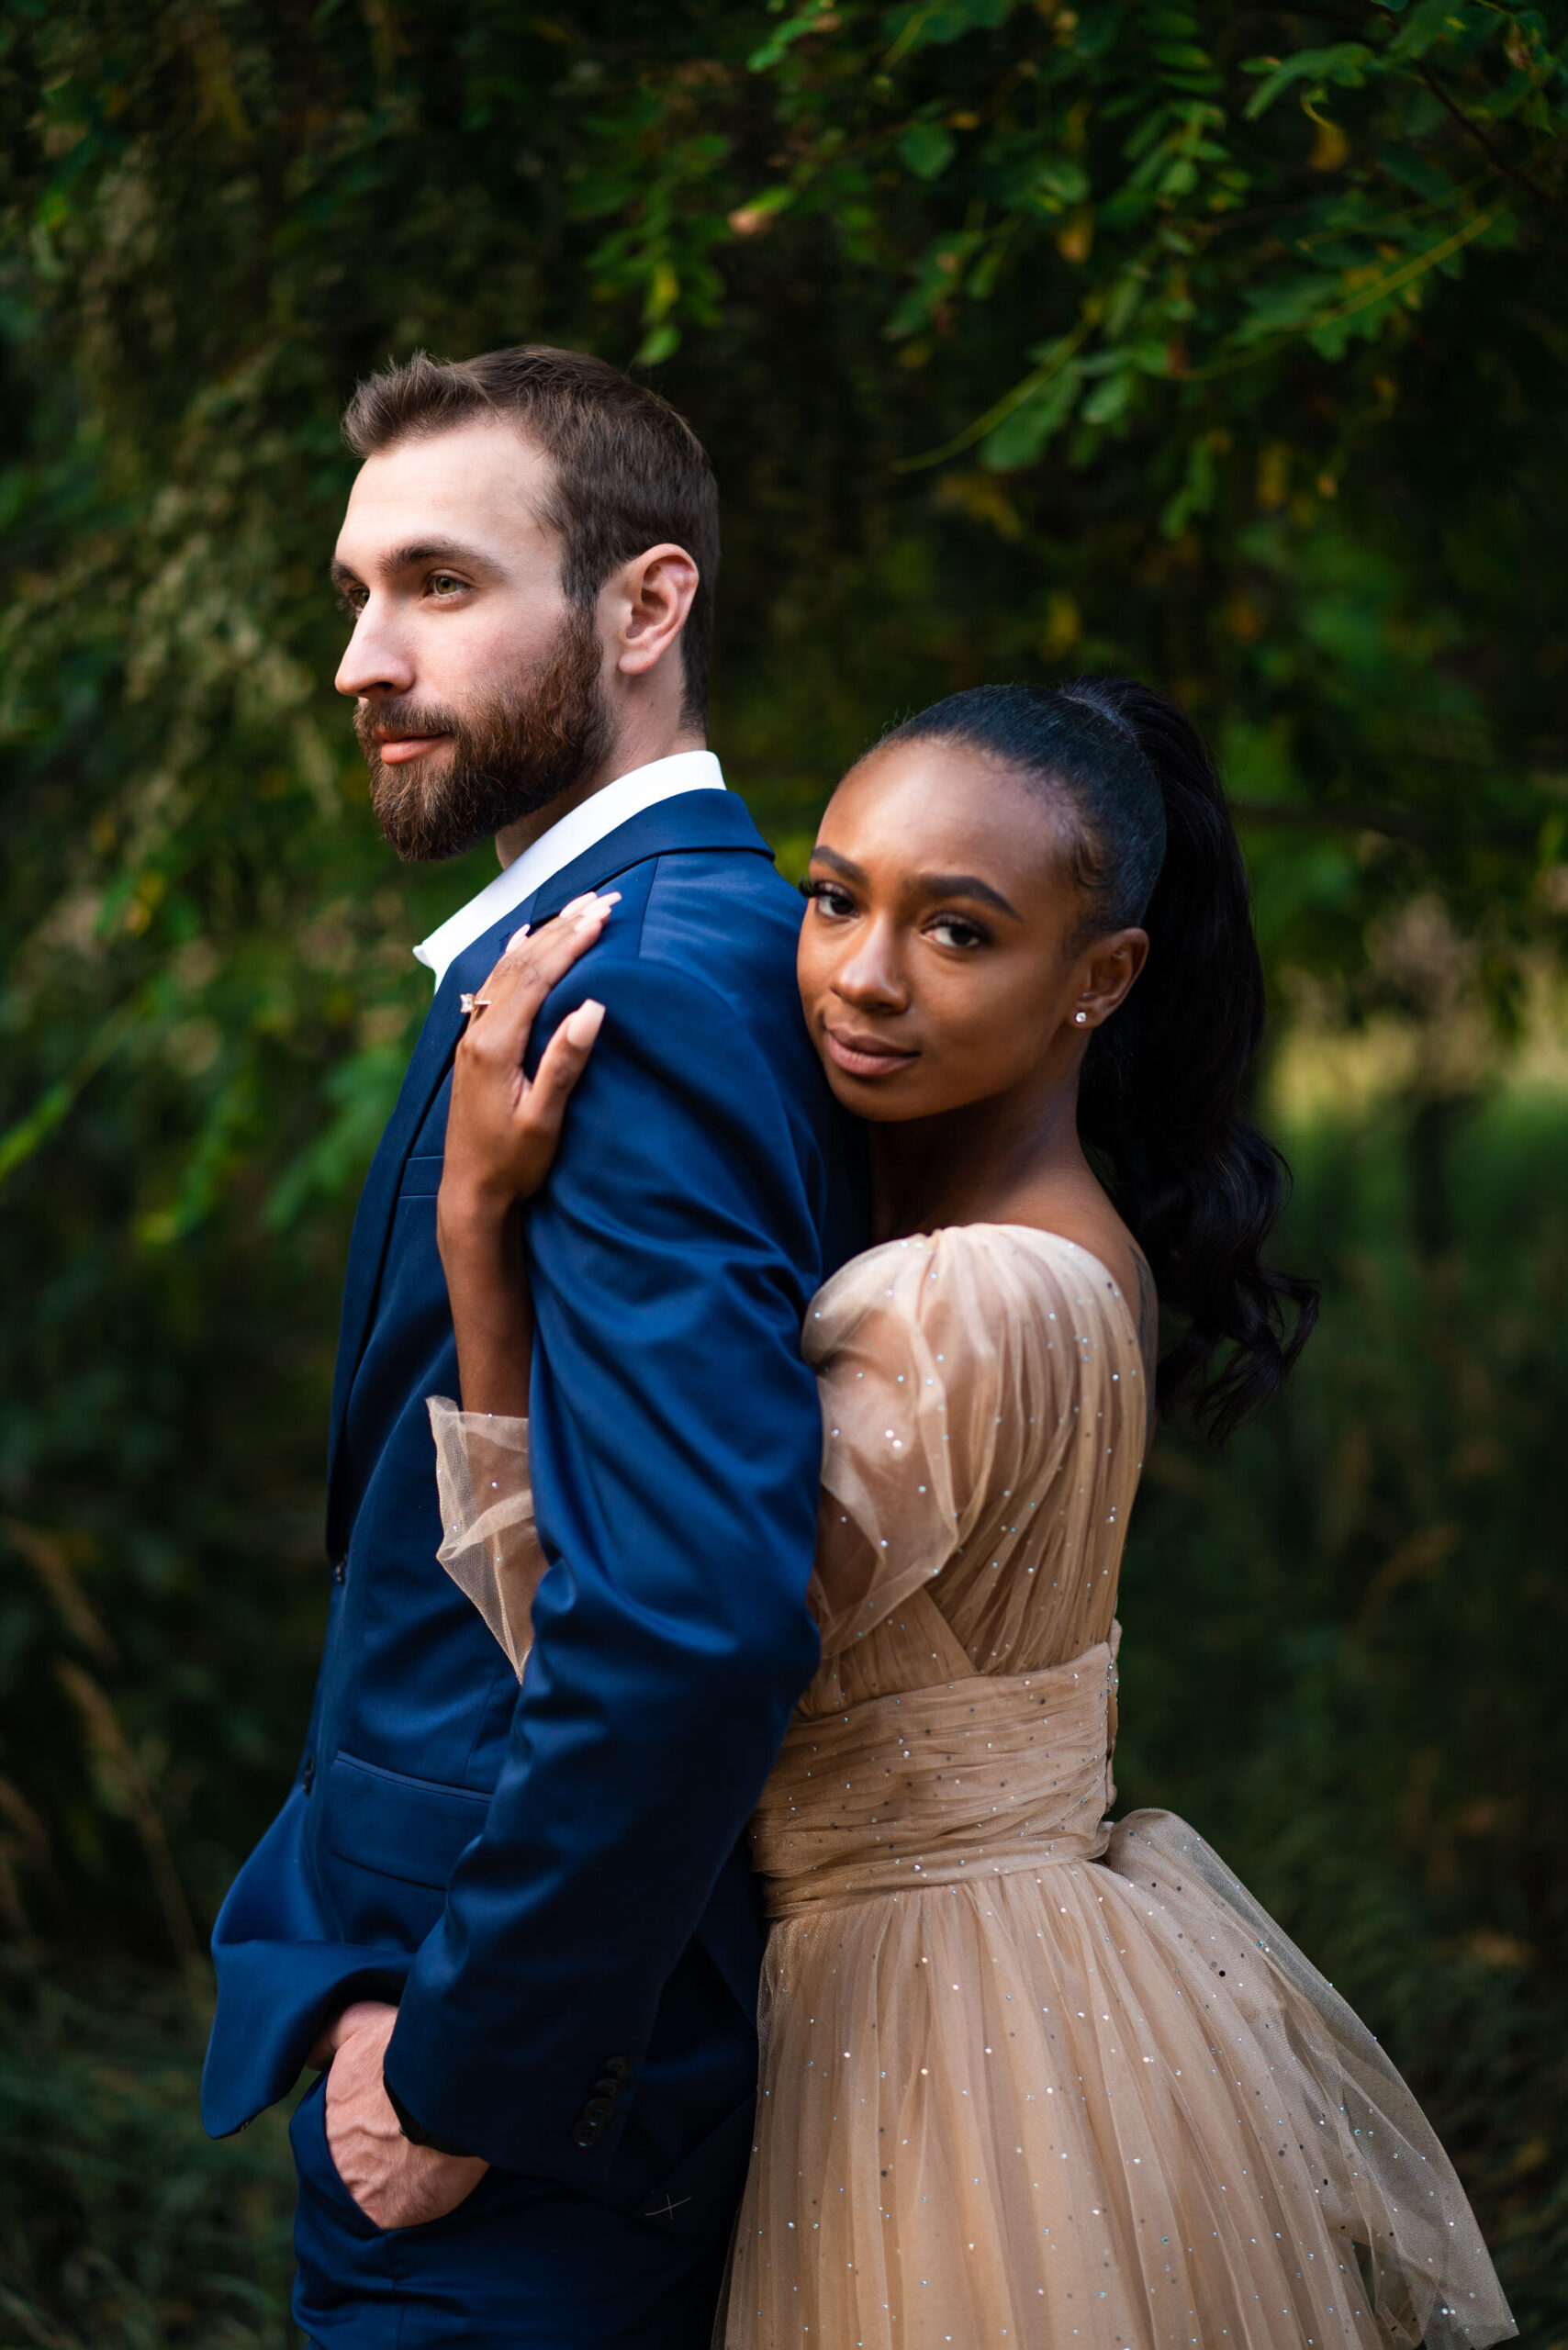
[437,1198,535,1418]
[435,892,614,1413]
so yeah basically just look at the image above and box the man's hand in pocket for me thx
[322,2001,489,2230]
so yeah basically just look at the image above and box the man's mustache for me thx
[353,698,459,755]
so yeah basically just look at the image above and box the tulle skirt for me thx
[719,1809,1515,2350]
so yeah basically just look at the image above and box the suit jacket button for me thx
[301,1755,315,1793]
[583,2095,614,2127]
[572,2120,599,2149]
[601,2056,631,2079]
[592,2076,622,2099]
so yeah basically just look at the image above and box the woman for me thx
[431,680,1515,2348]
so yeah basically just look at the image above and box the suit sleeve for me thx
[383,953,827,2177]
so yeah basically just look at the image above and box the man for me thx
[203,346,863,2347]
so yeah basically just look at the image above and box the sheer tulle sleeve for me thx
[801,1237,981,1656]
[426,1396,546,1680]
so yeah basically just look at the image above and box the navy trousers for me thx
[290,2078,728,2348]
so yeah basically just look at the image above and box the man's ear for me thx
[609,543,700,678]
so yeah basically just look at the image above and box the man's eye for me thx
[928,913,989,950]
[804,878,857,919]
[336,588,368,616]
[429,574,465,597]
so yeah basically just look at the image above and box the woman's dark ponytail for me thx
[1059,676,1317,1439]
[883,676,1318,1441]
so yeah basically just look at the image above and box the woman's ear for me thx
[1070,928,1149,1030]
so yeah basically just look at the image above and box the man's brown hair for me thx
[342,346,719,728]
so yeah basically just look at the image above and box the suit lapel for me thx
[323,789,776,1557]
[322,964,479,1558]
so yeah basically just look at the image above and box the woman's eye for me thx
[927,913,989,950]
[804,878,857,920]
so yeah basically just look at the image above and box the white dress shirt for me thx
[412,749,726,990]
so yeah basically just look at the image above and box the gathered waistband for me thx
[751,1630,1119,1919]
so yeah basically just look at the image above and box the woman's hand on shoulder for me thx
[438,891,615,1241]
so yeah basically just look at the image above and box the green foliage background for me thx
[1,1,1565,2340]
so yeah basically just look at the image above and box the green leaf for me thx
[900,121,958,180]
[883,0,1015,60]
[747,7,832,72]
[1080,368,1135,425]
[634,320,680,365]
[1033,159,1091,207]
[1383,0,1477,65]
[1243,44,1374,119]
[980,364,1081,468]
[1377,143,1458,200]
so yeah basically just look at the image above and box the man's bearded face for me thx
[357,600,610,862]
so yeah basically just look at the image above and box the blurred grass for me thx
[0,1959,297,2348]
[1119,1077,1568,2339]
[1,1080,1565,2343]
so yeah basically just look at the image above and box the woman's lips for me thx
[823,1026,919,1080]
[375,733,451,765]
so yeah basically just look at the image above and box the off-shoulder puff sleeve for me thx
[801,1236,981,1656]
[801,1226,1150,1664]
[426,1396,545,1680]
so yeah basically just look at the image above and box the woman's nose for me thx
[832,925,907,1012]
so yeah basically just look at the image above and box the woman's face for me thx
[796,738,1147,1125]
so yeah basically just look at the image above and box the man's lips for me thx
[374,733,452,766]
[823,1026,919,1080]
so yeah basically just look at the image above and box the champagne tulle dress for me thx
[428,1225,1515,2350]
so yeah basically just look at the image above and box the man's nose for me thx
[335,602,415,701]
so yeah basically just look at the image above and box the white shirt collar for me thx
[412,748,725,989]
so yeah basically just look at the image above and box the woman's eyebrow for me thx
[917,872,1023,921]
[811,845,867,882]
[810,844,1022,921]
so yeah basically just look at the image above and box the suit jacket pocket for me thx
[633,2090,757,2243]
[321,1751,490,1888]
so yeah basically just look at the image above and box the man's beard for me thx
[358,605,610,862]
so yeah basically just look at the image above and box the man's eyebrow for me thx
[328,539,496,588]
[810,844,1022,922]
[386,538,495,573]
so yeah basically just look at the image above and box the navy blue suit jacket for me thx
[203,790,864,2238]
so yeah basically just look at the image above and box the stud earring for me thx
[1074,1010,1089,1025]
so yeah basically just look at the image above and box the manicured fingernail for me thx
[568,999,606,1045]
[507,923,532,948]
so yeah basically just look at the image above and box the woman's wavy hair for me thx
[880,677,1318,1442]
